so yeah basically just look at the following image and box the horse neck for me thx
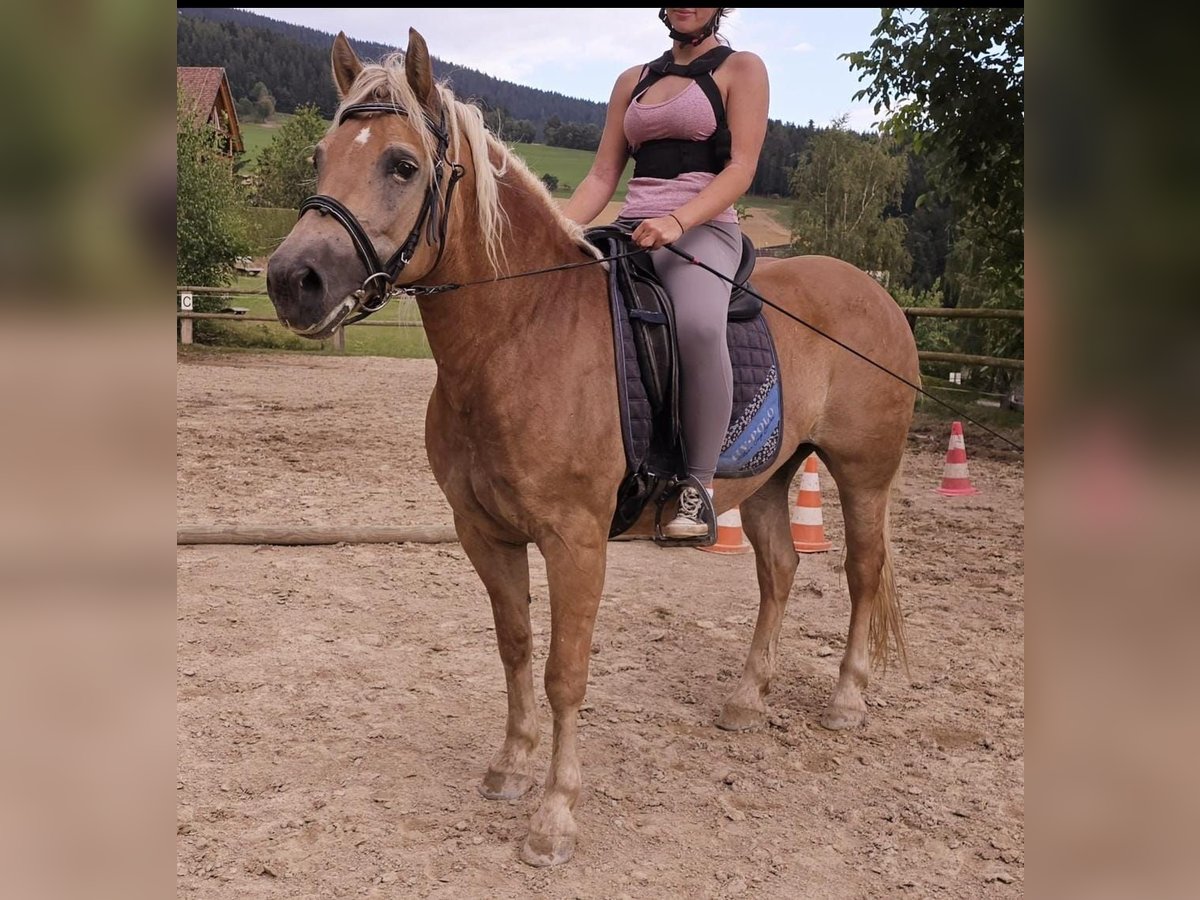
[416,160,608,380]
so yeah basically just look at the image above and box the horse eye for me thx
[392,160,418,180]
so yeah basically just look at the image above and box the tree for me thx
[255,104,328,209]
[249,81,276,122]
[899,154,954,295]
[789,121,911,281]
[843,8,1023,299]
[546,121,602,151]
[484,106,536,144]
[176,87,249,293]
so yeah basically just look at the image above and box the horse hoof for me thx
[819,703,866,730]
[478,770,534,800]
[716,702,766,732]
[520,831,575,867]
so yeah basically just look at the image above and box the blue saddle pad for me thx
[716,314,782,477]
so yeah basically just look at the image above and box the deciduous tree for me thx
[176,87,249,293]
[843,8,1023,295]
[255,104,328,209]
[789,121,911,282]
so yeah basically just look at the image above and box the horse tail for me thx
[870,485,910,677]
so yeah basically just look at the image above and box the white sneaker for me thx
[664,486,709,538]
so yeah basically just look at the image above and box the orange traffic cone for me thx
[937,421,979,496]
[699,507,753,555]
[792,455,833,553]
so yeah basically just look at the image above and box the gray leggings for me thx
[627,219,742,484]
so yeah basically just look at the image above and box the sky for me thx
[242,8,887,131]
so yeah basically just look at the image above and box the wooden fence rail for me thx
[917,351,1022,371]
[177,288,1023,368]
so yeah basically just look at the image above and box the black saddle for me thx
[585,225,765,545]
[629,233,763,320]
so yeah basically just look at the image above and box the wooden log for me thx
[178,525,459,545]
[180,318,193,345]
[918,350,1023,370]
[175,313,425,327]
[332,326,346,352]
[901,307,1024,320]
[177,313,280,322]
[178,525,666,546]
[178,286,269,295]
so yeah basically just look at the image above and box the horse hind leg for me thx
[455,519,539,801]
[716,455,805,731]
[820,465,908,730]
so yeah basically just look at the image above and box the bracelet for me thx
[669,213,685,234]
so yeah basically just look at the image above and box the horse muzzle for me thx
[267,243,359,338]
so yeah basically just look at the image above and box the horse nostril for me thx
[294,266,324,305]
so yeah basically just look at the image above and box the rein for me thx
[396,248,646,297]
[297,101,465,326]
[299,111,1019,453]
[398,227,1025,454]
[660,243,1026,454]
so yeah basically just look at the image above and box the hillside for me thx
[176,7,816,196]
[177,8,606,132]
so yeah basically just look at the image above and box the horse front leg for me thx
[455,518,539,800]
[521,524,608,867]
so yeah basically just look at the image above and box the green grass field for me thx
[239,116,295,170]
[508,142,634,200]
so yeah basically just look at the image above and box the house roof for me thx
[177,67,243,154]
[177,67,225,121]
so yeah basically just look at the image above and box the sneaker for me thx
[664,486,709,538]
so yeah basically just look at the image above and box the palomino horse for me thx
[267,29,918,867]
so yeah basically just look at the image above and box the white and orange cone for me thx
[699,507,753,555]
[792,455,833,553]
[937,421,979,496]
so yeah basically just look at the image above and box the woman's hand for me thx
[631,215,685,250]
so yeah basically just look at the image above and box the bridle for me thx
[297,101,466,326]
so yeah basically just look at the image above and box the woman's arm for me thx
[562,66,640,226]
[632,51,770,249]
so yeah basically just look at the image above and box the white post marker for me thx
[179,292,194,344]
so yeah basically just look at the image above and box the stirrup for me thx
[653,476,716,547]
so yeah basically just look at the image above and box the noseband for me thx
[298,101,466,325]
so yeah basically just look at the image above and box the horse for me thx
[266,29,919,867]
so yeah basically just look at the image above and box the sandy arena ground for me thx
[177,351,1024,898]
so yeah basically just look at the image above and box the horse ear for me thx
[332,31,363,100]
[404,28,441,118]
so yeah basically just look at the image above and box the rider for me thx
[563,8,769,538]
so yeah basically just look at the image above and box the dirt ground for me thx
[177,351,1024,899]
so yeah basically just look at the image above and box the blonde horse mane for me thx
[335,52,590,274]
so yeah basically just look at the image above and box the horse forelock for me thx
[335,52,593,275]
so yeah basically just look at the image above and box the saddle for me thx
[586,225,782,545]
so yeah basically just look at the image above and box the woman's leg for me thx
[650,221,742,484]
